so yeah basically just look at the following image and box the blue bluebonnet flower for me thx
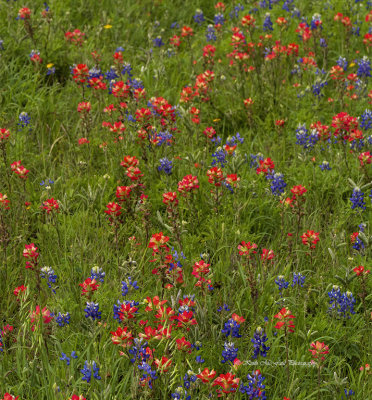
[0,39,4,51]
[312,79,328,97]
[357,57,371,78]
[319,38,327,47]
[266,171,287,195]
[171,387,191,400]
[158,157,173,174]
[18,112,31,128]
[193,9,205,25]
[251,327,270,359]
[211,147,227,168]
[218,303,230,312]
[195,355,205,363]
[250,153,264,169]
[81,361,101,383]
[129,78,144,90]
[153,37,165,47]
[311,14,322,30]
[105,68,119,81]
[259,0,273,9]
[360,109,372,130]
[40,266,57,293]
[91,266,105,283]
[88,67,102,80]
[183,371,197,389]
[328,286,356,318]
[56,312,70,327]
[113,300,139,321]
[343,389,355,398]
[214,13,225,25]
[296,124,319,150]
[319,161,331,171]
[240,370,267,399]
[336,56,348,71]
[138,361,158,388]
[121,277,139,296]
[226,132,244,146]
[60,351,77,366]
[263,13,273,31]
[221,342,238,364]
[292,273,306,287]
[191,341,202,351]
[46,64,55,76]
[283,0,294,12]
[115,46,125,53]
[206,25,217,42]
[352,26,360,36]
[229,4,244,19]
[156,131,173,146]
[170,22,179,29]
[211,135,222,145]
[84,302,101,320]
[121,63,133,78]
[129,338,150,364]
[350,188,366,210]
[221,318,242,338]
[275,275,289,296]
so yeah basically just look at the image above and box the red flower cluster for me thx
[301,230,320,249]
[274,307,295,333]
[23,243,39,269]
[65,29,85,46]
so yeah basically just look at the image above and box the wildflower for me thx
[121,277,139,296]
[292,272,306,287]
[267,172,287,195]
[41,198,59,214]
[358,151,371,167]
[357,57,371,78]
[65,29,85,46]
[30,306,54,330]
[153,36,164,47]
[158,157,173,174]
[328,286,356,318]
[0,193,10,210]
[275,276,289,296]
[301,230,320,249]
[13,285,27,298]
[207,167,224,186]
[274,308,295,332]
[238,241,257,257]
[55,312,70,327]
[197,368,216,383]
[193,9,205,25]
[40,266,57,292]
[212,372,240,395]
[60,351,77,366]
[319,161,331,171]
[353,265,370,276]
[18,7,31,20]
[84,302,101,320]
[11,161,29,179]
[239,369,266,398]
[251,327,270,359]
[79,278,99,296]
[1,394,19,400]
[80,361,102,383]
[90,266,105,283]
[350,188,366,210]
[263,13,273,31]
[111,326,133,349]
[221,341,238,364]
[18,112,31,128]
[69,396,86,400]
[221,318,242,338]
[23,243,39,269]
[309,341,329,362]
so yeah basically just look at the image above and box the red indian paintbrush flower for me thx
[197,368,216,383]
[309,341,329,361]
[69,396,86,400]
[274,307,295,332]
[301,230,320,249]
[110,326,133,348]
[353,265,370,276]
[23,243,39,269]
[0,193,10,210]
[148,232,170,253]
[238,241,258,257]
[212,373,240,395]
[79,278,99,296]
[1,393,19,400]
[0,128,11,141]
[41,198,59,214]
[154,356,172,373]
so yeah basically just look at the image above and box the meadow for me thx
[0,0,371,399]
